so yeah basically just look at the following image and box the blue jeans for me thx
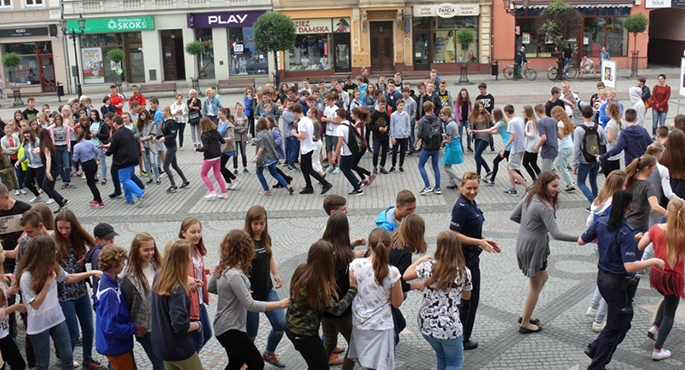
[136,332,164,370]
[98,147,107,180]
[340,155,360,190]
[459,121,471,150]
[418,149,441,188]
[29,321,73,370]
[285,136,299,166]
[56,145,71,182]
[60,294,95,362]
[652,110,667,135]
[474,139,491,176]
[118,165,144,202]
[189,303,212,353]
[142,149,160,180]
[422,335,464,370]
[256,162,288,191]
[576,162,599,203]
[246,289,286,353]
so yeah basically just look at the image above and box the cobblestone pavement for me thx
[6,66,685,369]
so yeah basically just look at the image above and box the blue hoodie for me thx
[375,206,399,232]
[600,124,652,165]
[95,273,137,356]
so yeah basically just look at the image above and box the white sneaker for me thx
[204,192,217,199]
[218,193,228,199]
[46,198,55,205]
[586,306,598,318]
[21,189,26,194]
[14,190,20,196]
[29,195,42,203]
[592,321,606,333]
[73,360,81,368]
[652,348,671,361]
[648,325,659,341]
[230,177,241,190]
[419,186,433,195]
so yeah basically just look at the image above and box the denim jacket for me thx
[202,97,223,117]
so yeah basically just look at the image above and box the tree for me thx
[253,12,296,84]
[2,52,21,83]
[540,0,581,50]
[624,13,649,64]
[184,41,204,81]
[107,48,125,83]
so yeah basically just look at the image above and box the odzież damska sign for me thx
[187,11,265,28]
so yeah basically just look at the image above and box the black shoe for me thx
[518,326,542,334]
[349,188,364,196]
[146,179,153,184]
[389,167,396,173]
[243,168,250,174]
[467,147,473,153]
[379,168,388,174]
[285,176,293,184]
[109,193,122,199]
[180,181,190,189]
[273,182,284,188]
[463,340,478,350]
[399,167,404,172]
[158,168,165,175]
[299,187,314,194]
[518,317,540,325]
[321,183,333,195]
[233,169,238,175]
[584,344,596,359]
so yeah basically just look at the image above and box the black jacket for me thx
[196,129,225,160]
[106,126,139,167]
[160,119,178,149]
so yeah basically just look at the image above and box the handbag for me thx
[188,110,201,125]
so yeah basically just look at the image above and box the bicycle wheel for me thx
[503,66,514,80]
[547,67,558,81]
[566,66,578,79]
[525,68,537,81]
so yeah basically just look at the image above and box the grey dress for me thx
[510,195,577,277]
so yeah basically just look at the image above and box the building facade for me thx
[0,0,67,95]
[645,0,685,67]
[62,0,274,93]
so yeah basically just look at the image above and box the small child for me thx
[95,245,141,369]
[85,223,118,300]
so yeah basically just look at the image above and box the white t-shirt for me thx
[507,116,526,154]
[0,285,9,339]
[349,258,400,331]
[297,116,316,154]
[323,105,338,136]
[337,122,352,156]
[21,268,68,335]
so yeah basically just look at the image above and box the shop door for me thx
[127,47,145,83]
[39,56,56,92]
[161,30,186,81]
[413,20,431,71]
[370,22,394,72]
[332,33,351,73]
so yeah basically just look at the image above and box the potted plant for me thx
[456,28,475,51]
[253,12,296,85]
[2,52,24,106]
[107,48,125,85]
[185,41,204,94]
[623,13,649,77]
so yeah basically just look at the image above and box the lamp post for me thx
[60,14,86,98]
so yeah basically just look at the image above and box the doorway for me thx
[161,30,185,81]
[39,56,56,92]
[370,21,394,72]
[413,19,431,71]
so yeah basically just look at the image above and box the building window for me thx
[80,33,145,83]
[287,34,332,71]
[434,16,478,64]
[0,0,11,7]
[3,43,39,85]
[195,28,215,79]
[25,0,42,5]
[229,27,268,75]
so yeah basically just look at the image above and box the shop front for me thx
[187,11,270,79]
[492,0,648,71]
[67,16,154,84]
[285,18,351,75]
[412,3,483,72]
[0,26,64,93]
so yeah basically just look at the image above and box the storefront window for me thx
[195,28,215,79]
[433,16,478,64]
[229,27,268,75]
[3,43,40,85]
[287,34,332,71]
[80,33,144,83]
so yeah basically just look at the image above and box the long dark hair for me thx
[368,228,392,284]
[322,212,353,271]
[54,209,96,261]
[290,240,337,309]
[608,190,632,232]
[525,171,560,211]
[38,128,55,158]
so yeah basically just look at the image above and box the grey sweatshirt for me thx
[390,111,412,138]
[208,267,267,337]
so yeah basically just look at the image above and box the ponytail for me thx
[368,228,391,285]
[625,154,656,190]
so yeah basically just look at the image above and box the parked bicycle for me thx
[547,63,578,81]
[503,63,537,81]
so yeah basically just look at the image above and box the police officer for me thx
[578,190,664,370]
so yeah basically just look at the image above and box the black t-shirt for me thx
[461,102,469,122]
[369,110,390,137]
[545,99,565,117]
[343,83,358,97]
[23,108,39,121]
[0,200,32,271]
[389,245,412,293]
[476,93,495,113]
[248,239,273,300]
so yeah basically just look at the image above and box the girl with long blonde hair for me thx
[551,106,576,190]
[522,105,540,181]
[603,102,623,176]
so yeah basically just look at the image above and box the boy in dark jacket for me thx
[415,101,444,195]
[599,108,652,166]
[105,115,146,205]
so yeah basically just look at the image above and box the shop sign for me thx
[674,0,685,7]
[187,11,265,28]
[645,0,671,7]
[0,27,48,38]
[67,17,154,34]
[293,18,351,34]
[81,47,105,84]
[413,3,480,18]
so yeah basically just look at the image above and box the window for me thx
[195,28,214,79]
[229,27,268,75]
[3,43,39,85]
[0,0,11,6]
[286,34,332,71]
[80,33,145,83]
[434,16,479,64]
[25,0,42,5]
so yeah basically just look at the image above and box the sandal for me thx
[180,181,190,189]
[166,186,178,193]
[101,179,107,185]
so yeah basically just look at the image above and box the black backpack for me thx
[422,118,443,151]
[580,124,601,162]
[344,121,362,156]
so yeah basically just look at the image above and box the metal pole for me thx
[72,32,82,98]
[678,95,681,116]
